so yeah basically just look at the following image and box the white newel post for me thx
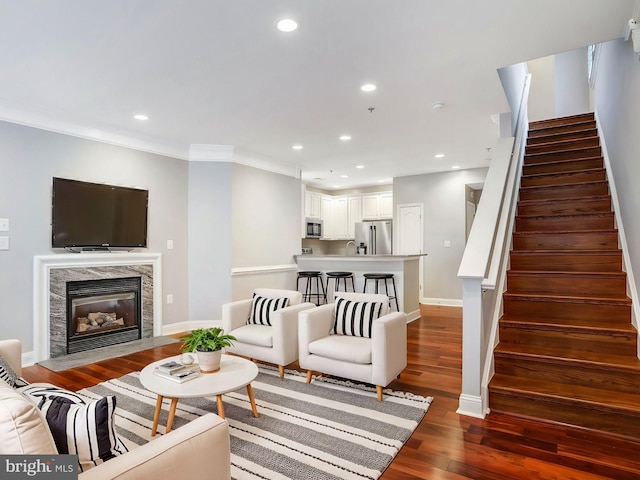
[457,277,485,418]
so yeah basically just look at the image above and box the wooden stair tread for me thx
[517,194,610,206]
[520,180,608,191]
[523,155,603,168]
[494,342,640,369]
[499,314,636,333]
[510,249,621,255]
[525,136,599,151]
[525,146,601,160]
[516,211,614,220]
[521,167,605,180]
[513,228,618,235]
[490,374,640,414]
[507,270,626,279]
[526,127,598,144]
[503,292,631,304]
[529,113,595,130]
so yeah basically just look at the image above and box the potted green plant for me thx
[180,327,236,373]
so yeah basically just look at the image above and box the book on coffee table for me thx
[156,360,185,374]
[153,365,200,383]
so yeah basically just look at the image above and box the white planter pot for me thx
[196,350,222,373]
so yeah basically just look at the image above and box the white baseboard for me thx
[162,320,223,335]
[456,393,486,418]
[421,297,462,307]
[406,309,421,323]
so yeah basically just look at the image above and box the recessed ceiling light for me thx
[276,18,298,32]
[339,135,351,141]
[292,145,303,150]
[378,179,386,183]
[333,185,340,188]
[432,102,444,110]
[133,114,149,121]
[356,165,365,169]
[340,175,349,178]
[360,84,377,92]
[452,165,460,169]
[434,153,445,158]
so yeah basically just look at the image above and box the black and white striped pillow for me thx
[22,387,127,472]
[248,295,290,326]
[19,384,88,407]
[0,354,18,387]
[332,297,384,338]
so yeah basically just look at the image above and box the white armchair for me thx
[222,288,315,378]
[298,292,407,401]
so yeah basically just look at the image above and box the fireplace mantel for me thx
[33,252,162,362]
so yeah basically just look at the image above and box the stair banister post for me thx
[456,277,486,418]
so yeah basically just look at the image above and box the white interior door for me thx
[397,203,424,300]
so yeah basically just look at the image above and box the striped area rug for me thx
[78,367,432,480]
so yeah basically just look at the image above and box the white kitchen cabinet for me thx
[361,192,392,220]
[321,196,333,239]
[347,196,362,238]
[379,193,393,218]
[331,197,349,239]
[305,191,322,219]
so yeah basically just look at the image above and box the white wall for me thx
[230,163,302,300]
[0,121,189,350]
[393,168,489,303]
[592,38,640,318]
[527,55,556,121]
[555,47,590,117]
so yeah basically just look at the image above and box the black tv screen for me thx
[52,177,148,248]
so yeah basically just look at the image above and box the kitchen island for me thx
[294,254,422,322]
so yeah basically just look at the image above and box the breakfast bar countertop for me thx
[294,254,424,321]
[293,254,426,260]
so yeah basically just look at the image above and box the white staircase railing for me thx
[456,73,531,418]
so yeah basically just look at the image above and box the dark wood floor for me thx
[23,305,640,479]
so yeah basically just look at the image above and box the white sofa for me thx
[298,292,407,401]
[223,288,315,378]
[0,339,231,480]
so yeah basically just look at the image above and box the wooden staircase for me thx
[489,112,640,440]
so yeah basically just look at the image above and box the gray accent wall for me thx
[393,168,488,302]
[592,38,640,315]
[0,121,189,351]
[187,161,233,321]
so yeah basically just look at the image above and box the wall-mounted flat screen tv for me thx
[52,177,148,249]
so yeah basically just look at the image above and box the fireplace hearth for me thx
[66,277,142,354]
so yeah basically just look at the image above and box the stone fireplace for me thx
[66,277,142,354]
[34,253,162,362]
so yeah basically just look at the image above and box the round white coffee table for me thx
[140,354,259,436]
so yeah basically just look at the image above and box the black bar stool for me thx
[296,271,326,305]
[325,271,355,302]
[363,273,399,311]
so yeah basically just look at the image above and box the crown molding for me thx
[0,105,300,178]
[0,104,189,160]
[232,148,301,179]
[188,144,234,161]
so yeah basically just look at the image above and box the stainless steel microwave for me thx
[305,218,323,238]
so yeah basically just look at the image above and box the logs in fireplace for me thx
[66,277,142,354]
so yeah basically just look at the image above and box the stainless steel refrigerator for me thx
[354,221,392,255]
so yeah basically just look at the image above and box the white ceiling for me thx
[0,1,634,189]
